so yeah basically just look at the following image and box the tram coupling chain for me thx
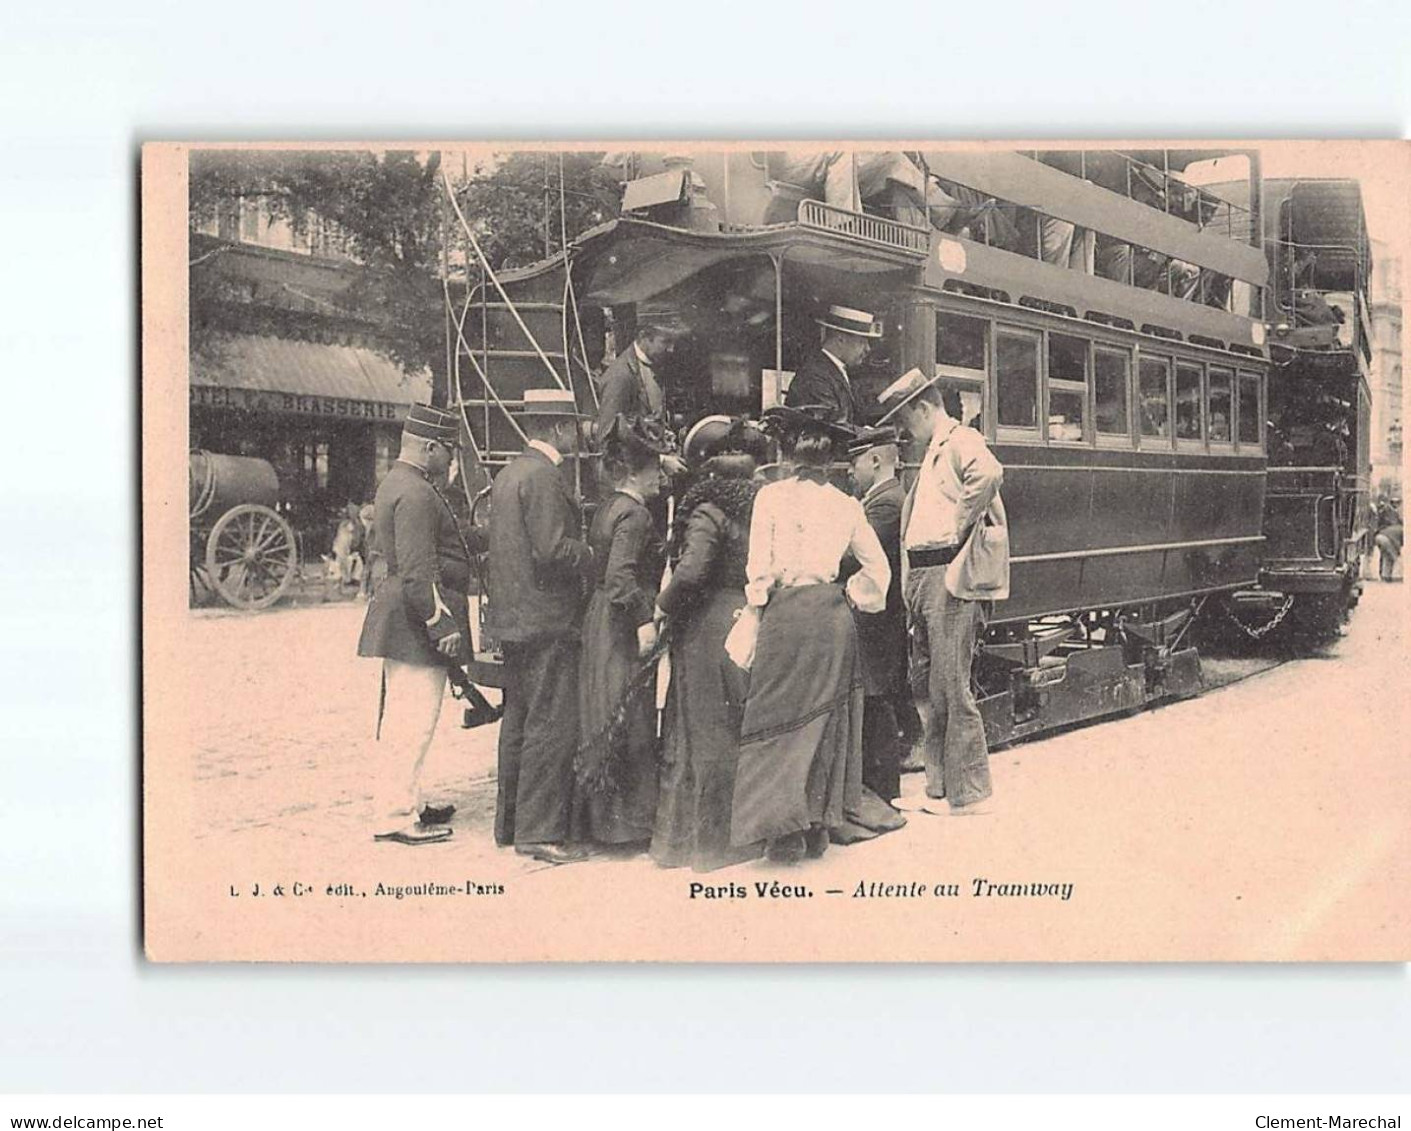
[1226,593,1295,640]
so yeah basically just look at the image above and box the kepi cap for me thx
[403,403,462,446]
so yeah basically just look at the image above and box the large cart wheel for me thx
[204,503,298,611]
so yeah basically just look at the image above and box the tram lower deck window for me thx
[1238,372,1261,445]
[996,329,1039,430]
[1139,356,1170,439]
[1208,366,1233,442]
[1094,348,1130,436]
[936,313,987,371]
[1175,362,1203,440]
[1047,333,1088,443]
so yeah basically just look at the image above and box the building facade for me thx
[1369,238,1403,499]
[190,197,432,548]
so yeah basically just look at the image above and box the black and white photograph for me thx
[141,141,1408,962]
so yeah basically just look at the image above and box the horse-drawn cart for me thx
[189,450,299,610]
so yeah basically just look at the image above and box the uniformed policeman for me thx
[356,403,472,846]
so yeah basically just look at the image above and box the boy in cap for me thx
[784,305,882,426]
[487,388,596,864]
[357,403,472,846]
[877,369,1009,815]
[847,425,910,803]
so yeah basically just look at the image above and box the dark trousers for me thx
[495,635,580,846]
[892,688,922,751]
[861,695,901,801]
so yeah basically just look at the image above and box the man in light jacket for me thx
[878,369,1009,813]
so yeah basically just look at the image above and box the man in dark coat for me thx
[357,404,472,846]
[487,388,596,865]
[784,304,881,426]
[594,323,687,478]
[593,324,664,428]
[848,425,909,801]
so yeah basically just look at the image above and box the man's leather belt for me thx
[907,545,960,569]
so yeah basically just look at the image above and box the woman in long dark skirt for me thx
[573,416,669,849]
[651,418,768,872]
[730,406,891,864]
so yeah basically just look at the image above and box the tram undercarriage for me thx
[974,599,1206,748]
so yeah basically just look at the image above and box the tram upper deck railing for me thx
[1030,150,1257,244]
[796,199,932,256]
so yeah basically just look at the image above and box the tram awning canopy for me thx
[191,332,432,411]
[570,218,924,306]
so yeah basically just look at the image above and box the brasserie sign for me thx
[190,385,408,420]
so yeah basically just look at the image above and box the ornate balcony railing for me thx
[797,199,931,257]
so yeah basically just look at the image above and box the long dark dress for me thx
[730,583,865,844]
[573,490,663,844]
[728,476,891,848]
[650,486,760,872]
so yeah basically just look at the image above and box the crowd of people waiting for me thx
[355,307,1010,870]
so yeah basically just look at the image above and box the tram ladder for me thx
[441,171,597,473]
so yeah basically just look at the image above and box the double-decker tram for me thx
[443,148,1358,745]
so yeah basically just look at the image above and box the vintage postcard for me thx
[142,140,1409,962]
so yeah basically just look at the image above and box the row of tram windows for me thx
[932,311,1264,454]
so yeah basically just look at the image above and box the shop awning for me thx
[190,333,431,419]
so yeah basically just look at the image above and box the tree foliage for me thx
[451,151,618,271]
[188,149,620,402]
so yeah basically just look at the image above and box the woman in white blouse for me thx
[729,405,891,864]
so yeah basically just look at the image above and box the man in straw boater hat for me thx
[783,304,883,426]
[877,368,1009,816]
[356,403,474,846]
[487,387,595,865]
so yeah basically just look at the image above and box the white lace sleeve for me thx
[744,485,777,608]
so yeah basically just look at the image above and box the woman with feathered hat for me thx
[729,404,892,864]
[650,415,770,872]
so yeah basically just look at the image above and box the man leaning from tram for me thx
[784,304,882,426]
[356,404,472,846]
[594,320,688,478]
[878,368,1009,815]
